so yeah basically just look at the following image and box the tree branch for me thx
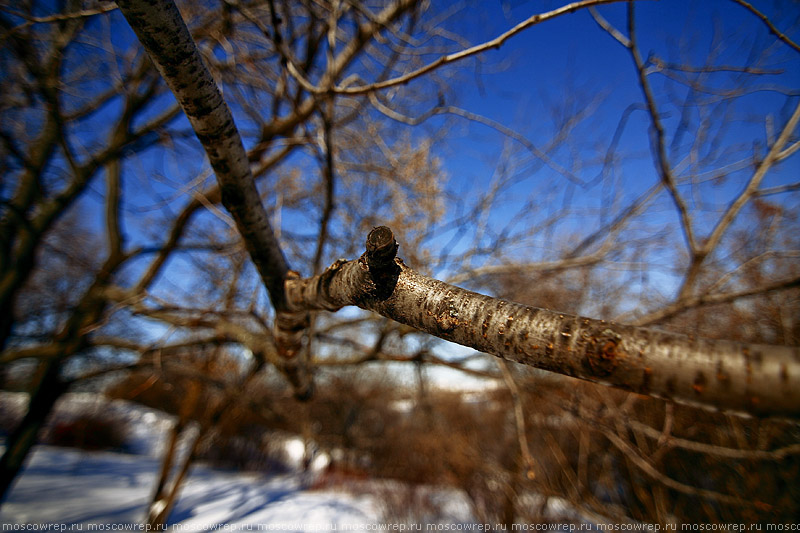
[286,226,800,418]
[633,275,800,326]
[331,0,632,95]
[626,2,698,257]
[116,0,312,398]
[728,0,800,55]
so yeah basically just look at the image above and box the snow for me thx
[0,445,381,528]
[0,393,585,530]
[0,393,463,529]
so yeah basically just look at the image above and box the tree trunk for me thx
[0,360,66,502]
[146,425,206,529]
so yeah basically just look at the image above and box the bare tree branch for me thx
[497,359,536,479]
[329,0,634,95]
[286,226,800,418]
[634,275,800,326]
[116,0,312,398]
[600,427,753,507]
[728,0,800,54]
[626,2,698,258]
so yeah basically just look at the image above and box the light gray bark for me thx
[287,227,800,418]
[116,0,311,397]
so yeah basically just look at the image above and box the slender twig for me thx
[498,359,537,479]
[756,181,800,197]
[369,96,586,185]
[331,0,633,95]
[700,101,800,261]
[728,0,800,54]
[1,3,117,39]
[648,55,784,75]
[634,274,800,326]
[625,418,800,460]
[601,428,760,507]
[312,102,336,274]
[626,2,698,256]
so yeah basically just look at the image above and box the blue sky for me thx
[412,0,799,269]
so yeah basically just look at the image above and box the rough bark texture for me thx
[287,227,800,418]
[116,0,311,398]
[115,0,286,300]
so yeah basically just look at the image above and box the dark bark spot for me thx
[583,329,622,377]
[641,367,652,393]
[716,360,730,386]
[743,347,753,384]
[692,372,706,394]
[220,183,243,209]
[215,160,230,174]
[666,377,677,395]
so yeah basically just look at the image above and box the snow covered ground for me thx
[0,445,383,528]
[0,393,589,530]
[0,393,474,529]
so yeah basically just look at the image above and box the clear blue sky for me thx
[414,0,799,272]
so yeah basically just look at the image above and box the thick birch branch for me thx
[287,227,800,419]
[116,0,311,397]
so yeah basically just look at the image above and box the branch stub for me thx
[366,226,399,270]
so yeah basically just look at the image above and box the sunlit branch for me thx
[286,226,800,418]
[1,2,116,27]
[588,6,630,48]
[331,0,633,96]
[701,101,800,263]
[756,181,800,197]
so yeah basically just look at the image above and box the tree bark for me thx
[116,0,311,398]
[286,227,800,418]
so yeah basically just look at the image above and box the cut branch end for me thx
[366,226,399,271]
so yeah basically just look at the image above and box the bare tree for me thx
[1,0,799,523]
[113,0,799,416]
